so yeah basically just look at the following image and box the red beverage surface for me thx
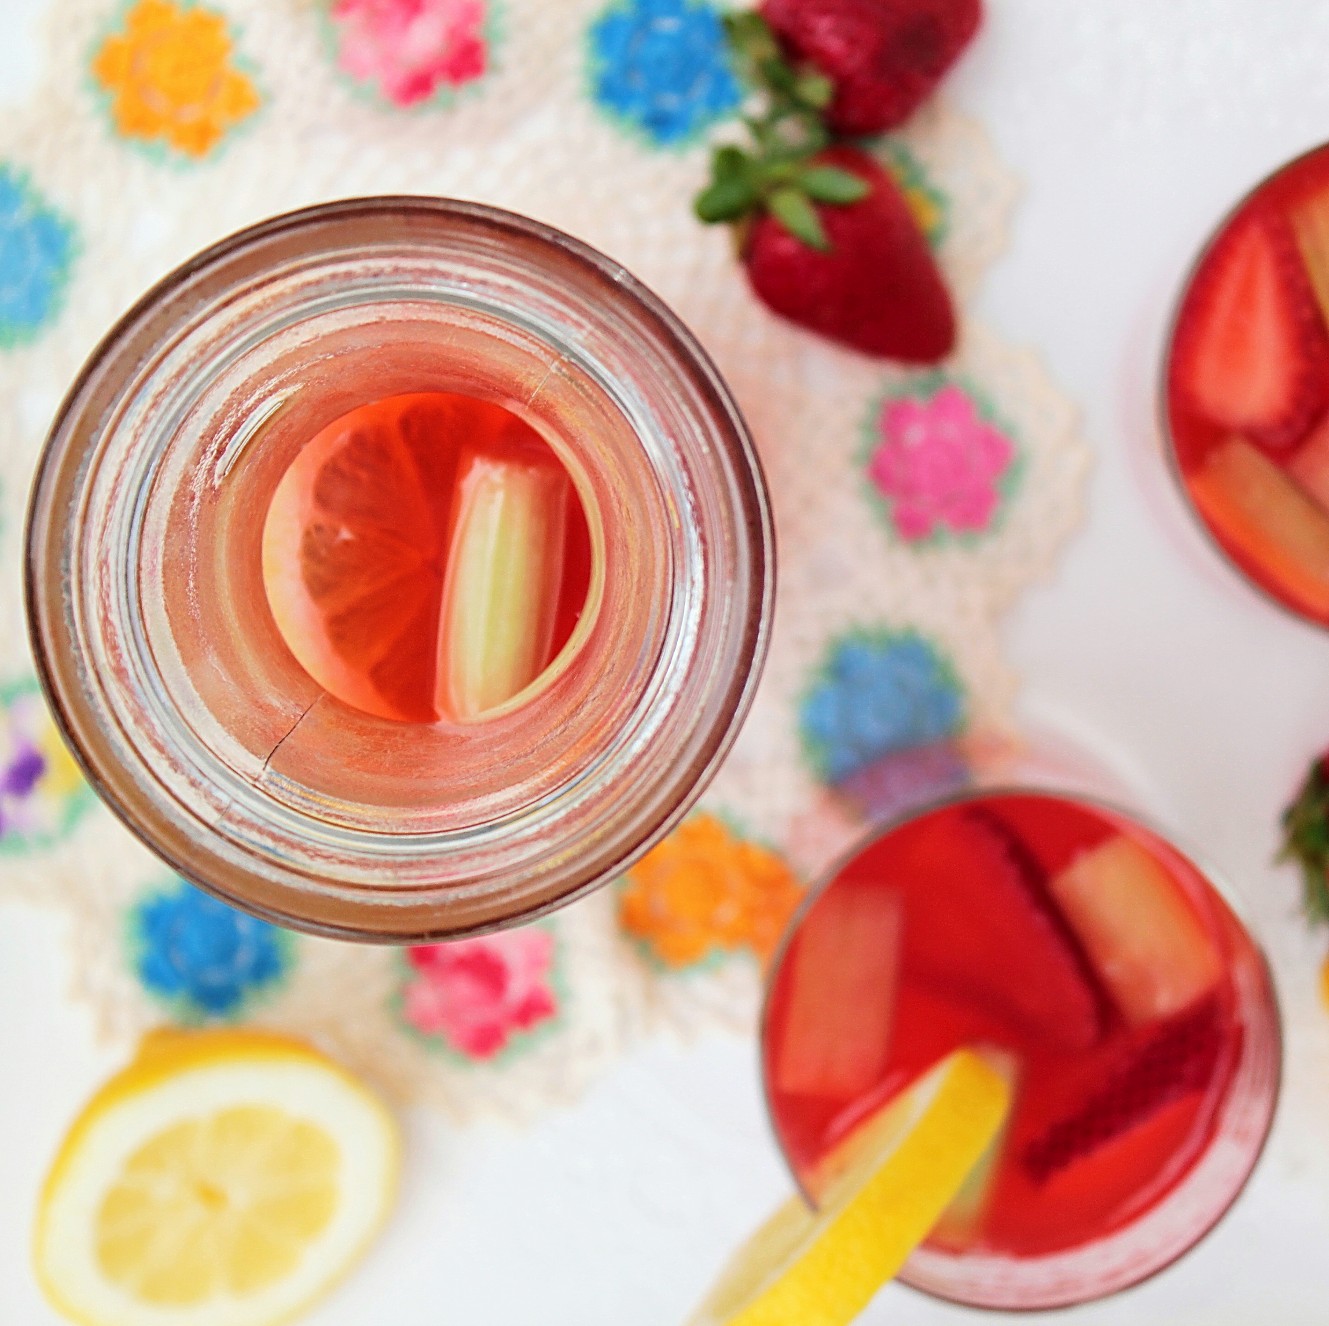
[1166,142,1329,624]
[763,794,1250,1259]
[260,392,593,724]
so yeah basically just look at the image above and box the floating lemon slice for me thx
[689,1048,1013,1326]
[35,1028,399,1326]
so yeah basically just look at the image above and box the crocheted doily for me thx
[0,0,1089,1120]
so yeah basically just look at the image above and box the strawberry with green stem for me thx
[695,13,955,362]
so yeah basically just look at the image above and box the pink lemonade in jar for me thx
[1166,142,1329,624]
[762,792,1275,1291]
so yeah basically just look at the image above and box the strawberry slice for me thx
[1189,434,1329,619]
[772,882,904,1099]
[979,794,1114,878]
[1171,212,1328,449]
[874,808,1106,1051]
[1049,833,1224,1028]
[1021,995,1236,1184]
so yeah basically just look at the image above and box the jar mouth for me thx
[759,784,1281,1312]
[26,198,774,941]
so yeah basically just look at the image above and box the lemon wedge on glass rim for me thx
[34,1027,399,1326]
[688,1048,1013,1326]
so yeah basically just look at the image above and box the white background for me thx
[5,2,1329,1322]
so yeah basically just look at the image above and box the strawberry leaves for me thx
[694,13,867,248]
[695,7,958,361]
[695,142,868,249]
[1280,753,1329,924]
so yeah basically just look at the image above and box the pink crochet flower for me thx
[403,928,557,1058]
[868,385,1016,541]
[331,0,488,107]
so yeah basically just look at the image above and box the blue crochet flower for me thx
[0,166,76,348]
[131,881,292,1020]
[800,630,965,784]
[588,0,742,147]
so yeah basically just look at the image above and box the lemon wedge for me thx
[689,1048,1013,1326]
[35,1027,399,1326]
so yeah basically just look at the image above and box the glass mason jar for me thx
[764,731,1281,1311]
[26,198,774,942]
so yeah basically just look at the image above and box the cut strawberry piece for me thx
[435,444,570,722]
[931,1047,1019,1249]
[1049,833,1224,1028]
[1021,995,1235,1184]
[1287,411,1329,514]
[1188,435,1329,620]
[880,808,1106,1051]
[773,883,903,1099]
[980,794,1114,878]
[1171,213,1327,449]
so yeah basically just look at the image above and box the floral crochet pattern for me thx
[91,0,261,159]
[130,880,292,1019]
[0,168,76,348]
[588,0,742,147]
[0,681,92,852]
[800,629,965,784]
[403,928,558,1059]
[329,0,488,108]
[884,143,947,247]
[619,814,804,968]
[867,381,1017,543]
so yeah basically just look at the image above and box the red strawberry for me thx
[1170,209,1329,450]
[760,0,981,135]
[865,806,1107,1050]
[742,146,955,361]
[1021,995,1236,1184]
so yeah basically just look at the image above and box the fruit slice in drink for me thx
[1187,435,1329,618]
[691,1049,1013,1326]
[771,884,903,1099]
[261,392,590,724]
[1169,212,1327,451]
[1049,832,1224,1026]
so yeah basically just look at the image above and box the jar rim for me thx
[26,196,775,941]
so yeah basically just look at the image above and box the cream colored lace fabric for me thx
[0,0,1089,1119]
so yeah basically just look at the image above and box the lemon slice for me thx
[689,1049,1013,1326]
[35,1028,399,1326]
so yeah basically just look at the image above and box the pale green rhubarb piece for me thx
[1049,834,1223,1027]
[435,447,570,722]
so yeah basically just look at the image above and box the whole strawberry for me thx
[761,0,982,136]
[743,146,954,360]
[694,15,955,362]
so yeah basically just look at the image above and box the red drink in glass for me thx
[763,790,1279,1310]
[1165,141,1329,624]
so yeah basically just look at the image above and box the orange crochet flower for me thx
[92,0,260,158]
[619,814,804,968]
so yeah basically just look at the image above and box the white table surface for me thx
[5,2,1329,1322]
